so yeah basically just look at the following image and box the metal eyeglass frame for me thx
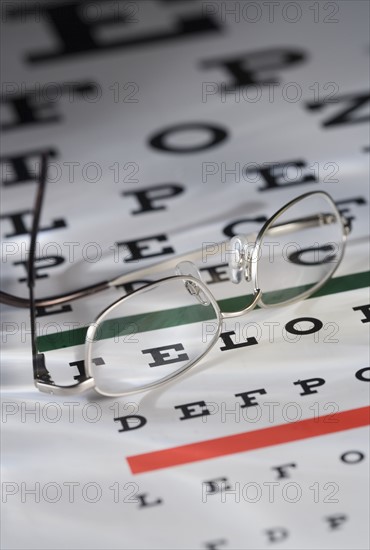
[0,155,350,396]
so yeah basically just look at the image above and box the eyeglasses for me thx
[0,155,350,397]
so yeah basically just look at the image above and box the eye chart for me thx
[1,1,369,549]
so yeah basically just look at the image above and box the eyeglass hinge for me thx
[341,215,352,236]
[34,353,55,385]
[184,280,210,306]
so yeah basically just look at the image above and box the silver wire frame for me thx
[1,185,350,396]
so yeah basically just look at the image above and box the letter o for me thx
[43,82,62,103]
[82,482,102,503]
[82,242,102,263]
[243,162,261,183]
[340,451,365,464]
[242,84,262,103]
[82,2,103,22]
[42,482,62,503]
[82,403,102,423]
[242,482,262,502]
[285,317,323,335]
[282,2,302,22]
[42,403,62,423]
[282,82,302,103]
[282,482,302,503]
[82,162,102,182]
[82,84,103,103]
[355,367,370,381]
[242,2,262,22]
[282,402,302,422]
[148,123,228,153]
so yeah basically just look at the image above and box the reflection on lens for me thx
[86,277,220,395]
[254,193,345,306]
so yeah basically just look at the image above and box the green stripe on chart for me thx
[37,270,370,352]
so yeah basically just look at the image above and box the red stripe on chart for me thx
[127,406,370,474]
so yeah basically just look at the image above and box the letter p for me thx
[1,402,19,422]
[2,482,19,502]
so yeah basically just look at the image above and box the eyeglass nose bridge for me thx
[228,235,252,284]
[222,288,262,319]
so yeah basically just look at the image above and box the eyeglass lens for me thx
[255,193,344,306]
[87,277,219,394]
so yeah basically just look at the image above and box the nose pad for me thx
[228,235,251,284]
[175,261,210,306]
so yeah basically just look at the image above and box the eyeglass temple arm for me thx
[1,211,350,309]
[28,153,54,387]
[109,211,351,287]
[27,154,95,394]
[0,281,110,308]
[262,213,351,237]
